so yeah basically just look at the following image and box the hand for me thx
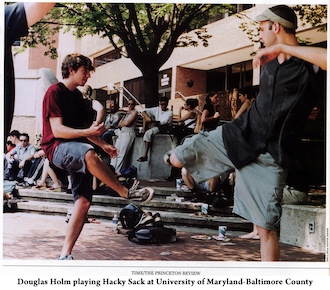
[214,112,220,119]
[88,122,106,136]
[34,150,45,158]
[102,144,119,159]
[19,160,25,168]
[253,45,282,68]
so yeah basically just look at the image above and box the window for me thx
[94,50,121,67]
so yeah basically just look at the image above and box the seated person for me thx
[111,99,138,172]
[32,157,68,192]
[201,91,220,132]
[182,167,233,207]
[181,167,220,203]
[6,140,15,153]
[101,103,122,145]
[7,130,21,148]
[137,96,173,162]
[5,133,36,182]
[175,98,199,143]
[22,149,46,187]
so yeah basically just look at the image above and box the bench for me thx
[280,204,326,253]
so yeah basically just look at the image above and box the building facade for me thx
[11,4,327,147]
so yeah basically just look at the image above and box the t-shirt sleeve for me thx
[5,3,29,45]
[43,85,63,119]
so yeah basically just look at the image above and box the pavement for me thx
[2,212,325,262]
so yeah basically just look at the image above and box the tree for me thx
[20,3,235,107]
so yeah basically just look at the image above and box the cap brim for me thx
[255,14,269,22]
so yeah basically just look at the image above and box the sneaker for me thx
[17,181,32,188]
[135,212,154,229]
[128,187,154,203]
[153,213,163,228]
[57,254,74,260]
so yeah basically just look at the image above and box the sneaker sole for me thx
[130,187,154,203]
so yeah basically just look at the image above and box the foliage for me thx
[19,3,234,61]
[15,3,237,106]
[237,5,327,45]
[292,5,327,32]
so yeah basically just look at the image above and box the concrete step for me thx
[14,199,252,232]
[17,187,234,215]
[15,185,252,232]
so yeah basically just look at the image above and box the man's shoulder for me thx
[45,82,62,95]
[27,144,36,150]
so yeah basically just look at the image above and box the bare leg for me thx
[44,159,61,188]
[60,196,90,258]
[256,225,280,261]
[142,141,150,158]
[36,162,48,187]
[208,176,219,192]
[84,150,128,198]
[181,167,195,190]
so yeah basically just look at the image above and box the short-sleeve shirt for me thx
[10,144,36,162]
[41,82,92,162]
[105,112,122,129]
[144,107,173,125]
[223,57,316,169]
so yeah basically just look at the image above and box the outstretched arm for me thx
[253,44,327,70]
[24,2,55,27]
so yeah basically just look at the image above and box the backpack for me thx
[127,212,176,244]
[119,203,144,229]
[128,226,176,245]
[120,166,137,179]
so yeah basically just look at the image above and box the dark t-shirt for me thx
[83,98,97,126]
[41,82,92,162]
[5,3,29,136]
[223,57,316,169]
[202,103,218,131]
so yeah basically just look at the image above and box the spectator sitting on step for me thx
[81,85,104,125]
[181,167,232,207]
[201,91,220,132]
[7,130,21,148]
[6,140,15,153]
[32,157,71,192]
[137,96,173,162]
[176,98,199,143]
[3,131,20,180]
[101,103,122,145]
[234,88,254,119]
[20,149,46,187]
[111,99,138,172]
[5,133,36,183]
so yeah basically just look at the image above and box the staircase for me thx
[14,180,253,233]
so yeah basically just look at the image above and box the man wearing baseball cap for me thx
[255,5,298,31]
[167,5,320,261]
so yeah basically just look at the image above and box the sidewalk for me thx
[2,212,325,262]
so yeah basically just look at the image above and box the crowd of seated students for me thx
[5,91,241,208]
[3,130,71,198]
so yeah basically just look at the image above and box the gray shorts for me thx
[174,126,287,231]
[52,141,94,202]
